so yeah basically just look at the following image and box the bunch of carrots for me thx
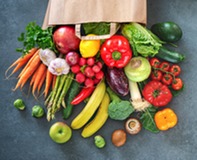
[6,48,56,98]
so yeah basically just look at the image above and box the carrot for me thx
[18,49,40,78]
[32,63,47,95]
[13,54,41,91]
[5,48,38,78]
[52,75,57,89]
[37,71,46,95]
[44,69,53,98]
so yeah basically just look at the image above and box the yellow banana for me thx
[81,92,110,138]
[71,81,106,129]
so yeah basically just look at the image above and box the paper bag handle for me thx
[75,23,118,40]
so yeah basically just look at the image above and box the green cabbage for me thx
[122,22,163,57]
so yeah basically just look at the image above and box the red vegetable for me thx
[172,78,183,90]
[142,80,172,107]
[169,64,181,76]
[159,62,170,71]
[100,35,132,68]
[150,70,163,81]
[71,86,95,105]
[161,73,173,85]
[149,58,160,68]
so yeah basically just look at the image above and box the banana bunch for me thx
[81,92,110,138]
[71,81,106,131]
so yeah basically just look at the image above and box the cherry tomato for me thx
[169,64,181,76]
[172,78,183,90]
[159,62,170,72]
[150,70,163,81]
[149,58,160,68]
[161,73,173,85]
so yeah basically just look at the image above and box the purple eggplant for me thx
[105,67,129,96]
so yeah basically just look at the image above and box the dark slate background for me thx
[0,0,196,160]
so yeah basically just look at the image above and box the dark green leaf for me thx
[140,106,160,133]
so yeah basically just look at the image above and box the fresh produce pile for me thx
[7,21,185,148]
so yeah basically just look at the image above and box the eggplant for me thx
[105,67,129,96]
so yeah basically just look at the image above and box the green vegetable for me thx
[151,21,182,43]
[94,135,106,148]
[140,106,160,133]
[45,73,74,121]
[121,22,162,57]
[13,99,25,110]
[124,56,151,82]
[32,105,45,118]
[63,80,80,119]
[17,22,57,55]
[156,46,185,63]
[107,87,134,120]
[82,22,111,35]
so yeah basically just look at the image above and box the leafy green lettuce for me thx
[122,22,163,57]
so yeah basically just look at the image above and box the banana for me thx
[71,81,106,129]
[81,92,110,138]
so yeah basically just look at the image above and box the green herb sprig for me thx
[16,22,57,56]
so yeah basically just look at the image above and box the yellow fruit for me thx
[71,81,106,129]
[79,34,100,58]
[81,92,110,138]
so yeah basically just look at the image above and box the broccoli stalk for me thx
[107,87,134,120]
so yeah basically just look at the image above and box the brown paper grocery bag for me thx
[42,0,147,39]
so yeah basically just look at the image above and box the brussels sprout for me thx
[32,105,45,118]
[94,135,106,148]
[13,99,25,110]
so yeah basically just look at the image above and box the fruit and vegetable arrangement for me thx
[6,21,185,148]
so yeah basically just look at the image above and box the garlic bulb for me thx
[48,58,70,75]
[39,49,56,66]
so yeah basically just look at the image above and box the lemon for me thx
[79,34,100,58]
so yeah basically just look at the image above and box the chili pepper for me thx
[154,108,178,131]
[100,35,132,68]
[142,80,172,107]
[71,86,95,105]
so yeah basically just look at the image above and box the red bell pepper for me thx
[142,80,172,107]
[71,86,95,105]
[100,35,132,68]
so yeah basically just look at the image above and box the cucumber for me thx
[156,46,185,63]
[151,22,182,43]
[63,80,81,119]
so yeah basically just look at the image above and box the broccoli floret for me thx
[107,87,134,120]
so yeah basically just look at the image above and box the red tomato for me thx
[149,58,160,68]
[159,62,170,72]
[161,73,173,85]
[172,78,183,90]
[150,70,163,81]
[142,80,172,107]
[169,64,181,76]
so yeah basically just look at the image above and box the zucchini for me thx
[156,46,185,63]
[151,22,182,43]
[62,80,81,119]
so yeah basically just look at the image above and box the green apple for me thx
[49,122,72,144]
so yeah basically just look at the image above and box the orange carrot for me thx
[18,49,40,78]
[13,54,41,91]
[52,75,57,89]
[37,71,47,95]
[32,63,47,95]
[5,48,38,78]
[44,69,53,98]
